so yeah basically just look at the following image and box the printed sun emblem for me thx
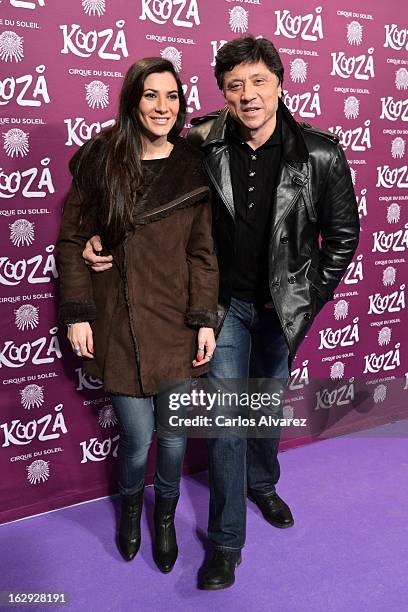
[160,46,182,73]
[0,30,24,62]
[395,67,408,91]
[386,203,400,224]
[9,219,35,247]
[229,7,248,34]
[330,361,345,380]
[373,384,387,404]
[344,96,359,119]
[334,299,349,321]
[20,384,44,410]
[346,21,363,46]
[350,168,356,185]
[85,80,109,110]
[27,460,50,485]
[15,304,39,331]
[290,59,308,84]
[282,405,294,419]
[378,327,392,347]
[383,266,396,287]
[3,128,29,158]
[98,405,118,428]
[391,137,405,159]
[82,0,106,17]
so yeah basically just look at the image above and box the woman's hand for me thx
[192,327,216,367]
[67,322,94,358]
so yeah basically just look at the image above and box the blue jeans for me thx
[207,297,290,550]
[111,395,186,498]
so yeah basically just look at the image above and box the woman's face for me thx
[137,71,180,140]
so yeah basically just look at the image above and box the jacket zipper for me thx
[135,187,209,222]
[122,240,144,393]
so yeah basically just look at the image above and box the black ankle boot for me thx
[153,493,179,573]
[118,489,144,561]
[200,549,242,590]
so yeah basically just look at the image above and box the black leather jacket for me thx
[188,99,360,363]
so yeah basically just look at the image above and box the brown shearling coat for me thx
[57,136,219,396]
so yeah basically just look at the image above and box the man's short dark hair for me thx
[214,36,284,90]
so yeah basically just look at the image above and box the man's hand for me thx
[83,235,113,272]
[192,327,216,367]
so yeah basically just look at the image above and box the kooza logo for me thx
[82,0,106,17]
[229,7,248,34]
[346,21,363,46]
[380,96,408,122]
[391,137,405,159]
[0,65,50,108]
[139,0,200,28]
[85,80,109,109]
[0,31,24,62]
[384,24,408,52]
[328,120,371,152]
[372,227,408,253]
[343,254,364,284]
[368,285,405,315]
[363,343,400,374]
[0,158,55,199]
[3,129,29,158]
[60,21,128,60]
[274,6,323,42]
[0,244,58,288]
[318,318,359,351]
[290,58,308,83]
[331,48,374,80]
[8,0,45,9]
[376,165,408,189]
[64,117,115,146]
[160,46,182,72]
[283,85,321,119]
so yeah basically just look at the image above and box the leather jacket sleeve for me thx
[316,145,360,299]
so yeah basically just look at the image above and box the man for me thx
[81,37,360,589]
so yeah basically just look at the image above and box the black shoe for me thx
[200,549,242,590]
[248,491,294,528]
[153,494,179,573]
[118,489,144,561]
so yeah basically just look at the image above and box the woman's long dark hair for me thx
[71,57,187,245]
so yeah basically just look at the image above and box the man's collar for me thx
[227,109,281,149]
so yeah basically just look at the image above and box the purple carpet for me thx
[1,422,407,612]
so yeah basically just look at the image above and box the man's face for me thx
[222,61,282,139]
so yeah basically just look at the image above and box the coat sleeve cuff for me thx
[185,308,218,329]
[59,301,97,325]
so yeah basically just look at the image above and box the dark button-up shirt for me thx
[228,111,282,303]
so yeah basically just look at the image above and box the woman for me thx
[57,58,219,573]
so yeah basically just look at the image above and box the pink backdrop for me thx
[1,0,407,524]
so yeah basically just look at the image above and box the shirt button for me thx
[248,186,255,192]
[280,236,289,244]
[288,276,296,284]
[251,154,257,161]
[248,202,255,209]
[249,171,256,177]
